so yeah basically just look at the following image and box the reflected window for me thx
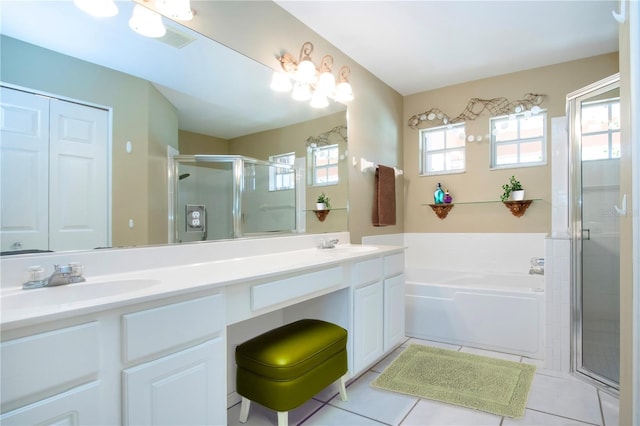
[269,152,295,191]
[581,99,620,160]
[311,144,339,186]
[419,123,466,175]
[491,111,547,168]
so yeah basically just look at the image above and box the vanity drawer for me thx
[354,258,383,286]
[251,266,343,311]
[122,294,224,364]
[1,322,100,411]
[384,253,404,277]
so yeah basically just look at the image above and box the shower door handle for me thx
[582,229,591,240]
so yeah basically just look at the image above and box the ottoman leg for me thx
[277,411,288,426]
[338,374,348,401]
[239,397,251,423]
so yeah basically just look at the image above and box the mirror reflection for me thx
[0,0,348,255]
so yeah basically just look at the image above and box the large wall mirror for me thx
[0,0,348,255]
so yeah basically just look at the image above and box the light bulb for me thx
[74,0,118,17]
[310,91,329,108]
[291,82,312,101]
[270,72,292,92]
[334,82,354,102]
[316,71,336,96]
[156,0,193,21]
[296,60,316,84]
[129,4,166,38]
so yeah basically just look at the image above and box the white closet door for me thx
[49,98,108,251]
[0,87,50,252]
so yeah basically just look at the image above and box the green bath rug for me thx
[371,344,536,418]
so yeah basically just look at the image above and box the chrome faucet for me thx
[23,263,86,290]
[529,257,545,275]
[319,238,339,249]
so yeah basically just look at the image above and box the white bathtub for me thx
[405,268,544,359]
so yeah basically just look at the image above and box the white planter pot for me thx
[316,203,327,210]
[511,190,525,201]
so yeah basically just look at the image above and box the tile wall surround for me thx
[548,115,573,373]
[365,232,573,374]
[0,231,350,290]
[366,233,546,274]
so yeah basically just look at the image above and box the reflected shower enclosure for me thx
[170,155,297,242]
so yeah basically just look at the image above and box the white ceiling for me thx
[275,0,620,96]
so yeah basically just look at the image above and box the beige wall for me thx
[147,86,179,245]
[179,130,230,154]
[403,53,619,233]
[1,35,178,247]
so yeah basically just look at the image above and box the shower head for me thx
[179,173,191,181]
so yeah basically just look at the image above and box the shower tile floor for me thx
[227,338,620,426]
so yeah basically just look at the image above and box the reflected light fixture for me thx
[74,0,196,39]
[73,0,118,17]
[156,0,194,21]
[271,41,354,108]
[129,4,166,38]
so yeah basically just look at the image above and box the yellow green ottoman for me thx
[235,319,348,426]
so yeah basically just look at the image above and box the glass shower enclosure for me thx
[568,74,621,390]
[170,155,297,242]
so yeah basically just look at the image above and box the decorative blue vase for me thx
[434,183,445,204]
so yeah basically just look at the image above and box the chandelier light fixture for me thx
[74,0,194,38]
[271,42,354,108]
[129,4,166,38]
[155,0,193,21]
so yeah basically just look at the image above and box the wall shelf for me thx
[313,210,330,222]
[423,199,539,219]
[428,204,454,219]
[502,200,533,217]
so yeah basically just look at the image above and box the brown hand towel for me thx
[373,165,396,226]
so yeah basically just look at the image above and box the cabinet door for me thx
[384,274,405,351]
[0,382,101,426]
[353,281,384,374]
[123,338,225,426]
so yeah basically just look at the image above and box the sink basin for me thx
[1,279,162,311]
[322,245,378,254]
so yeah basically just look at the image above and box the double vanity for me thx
[0,232,405,425]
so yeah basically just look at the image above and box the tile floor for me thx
[228,338,620,426]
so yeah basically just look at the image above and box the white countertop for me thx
[0,244,403,331]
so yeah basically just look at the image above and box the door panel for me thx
[0,87,49,252]
[49,98,108,251]
[569,75,621,389]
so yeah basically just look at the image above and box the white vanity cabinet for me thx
[383,253,405,351]
[352,253,405,375]
[0,322,103,425]
[121,294,226,426]
[0,292,227,426]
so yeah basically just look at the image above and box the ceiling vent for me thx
[157,25,196,49]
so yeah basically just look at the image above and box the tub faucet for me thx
[529,257,544,275]
[23,263,86,290]
[319,238,339,249]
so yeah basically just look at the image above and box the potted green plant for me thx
[500,175,525,201]
[316,192,331,210]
